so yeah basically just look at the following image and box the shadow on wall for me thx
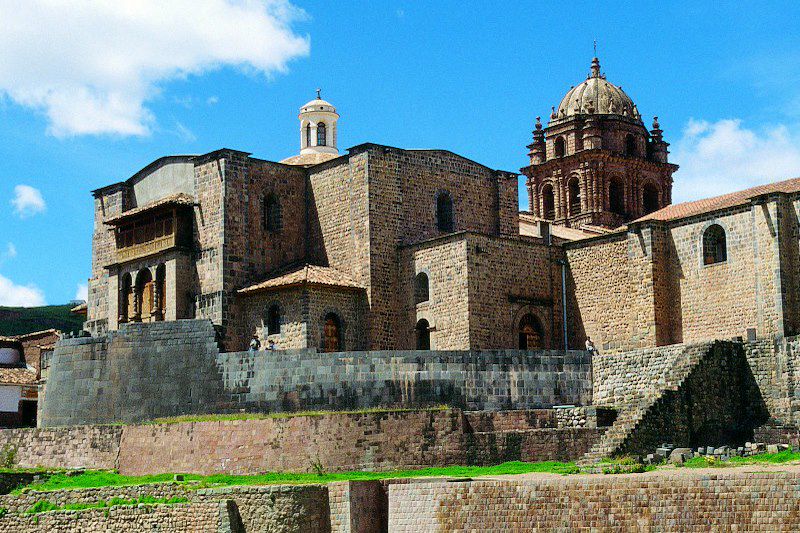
[619,341,769,455]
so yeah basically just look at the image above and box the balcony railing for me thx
[116,233,176,263]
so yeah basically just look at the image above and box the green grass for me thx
[681,450,800,468]
[15,461,578,493]
[144,405,450,425]
[0,305,84,336]
[25,496,188,515]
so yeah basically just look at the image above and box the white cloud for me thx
[206,96,219,105]
[672,119,800,203]
[175,122,197,143]
[75,283,88,302]
[0,273,45,307]
[11,185,46,218]
[0,0,310,137]
[4,244,16,260]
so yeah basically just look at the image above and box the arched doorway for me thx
[415,319,430,350]
[542,184,555,220]
[323,313,342,352]
[119,273,132,323]
[136,269,154,322]
[518,314,544,350]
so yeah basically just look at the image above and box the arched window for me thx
[416,319,431,350]
[414,273,429,304]
[542,184,555,220]
[625,134,637,156]
[518,314,544,350]
[305,123,311,148]
[317,122,327,146]
[703,224,727,265]
[554,136,566,158]
[263,194,282,232]
[609,178,625,215]
[266,304,281,335]
[323,312,341,352]
[642,183,659,215]
[436,192,454,232]
[568,177,581,216]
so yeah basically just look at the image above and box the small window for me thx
[317,122,327,146]
[305,123,311,148]
[519,314,544,350]
[436,193,454,232]
[414,273,429,304]
[625,134,637,156]
[643,183,659,214]
[703,224,727,265]
[416,319,431,350]
[568,177,581,216]
[542,184,555,220]
[263,195,282,232]
[323,312,341,352]
[267,304,281,335]
[609,179,625,215]
[554,137,566,158]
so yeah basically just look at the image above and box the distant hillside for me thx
[0,305,85,336]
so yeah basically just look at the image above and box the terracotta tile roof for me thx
[104,193,195,225]
[633,177,800,223]
[0,367,37,386]
[238,265,364,295]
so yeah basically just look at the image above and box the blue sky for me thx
[2,1,800,306]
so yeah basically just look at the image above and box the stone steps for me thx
[579,345,711,464]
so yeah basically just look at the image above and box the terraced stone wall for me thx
[388,472,800,531]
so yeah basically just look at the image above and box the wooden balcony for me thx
[116,233,176,263]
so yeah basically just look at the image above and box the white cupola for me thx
[299,89,339,156]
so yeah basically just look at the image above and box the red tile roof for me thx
[104,193,195,225]
[633,177,800,223]
[238,265,364,295]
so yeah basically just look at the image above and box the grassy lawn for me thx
[144,405,450,425]
[14,461,579,493]
[680,450,800,468]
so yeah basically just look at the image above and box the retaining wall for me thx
[41,320,592,427]
[0,426,121,470]
[388,472,800,531]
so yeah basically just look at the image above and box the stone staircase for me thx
[580,344,712,464]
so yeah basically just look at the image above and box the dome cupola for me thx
[281,89,341,166]
[552,57,640,122]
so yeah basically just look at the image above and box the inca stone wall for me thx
[41,319,592,426]
[40,320,225,427]
[0,425,121,470]
[387,472,800,531]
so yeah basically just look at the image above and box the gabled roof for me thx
[238,264,364,295]
[104,193,196,225]
[633,177,800,224]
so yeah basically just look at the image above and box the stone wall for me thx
[387,472,800,531]
[0,502,227,533]
[40,320,224,427]
[0,425,120,470]
[218,348,592,414]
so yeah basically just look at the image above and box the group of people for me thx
[249,335,276,353]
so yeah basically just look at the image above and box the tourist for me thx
[268,339,276,351]
[585,336,599,356]
[249,334,261,353]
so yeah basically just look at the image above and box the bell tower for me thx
[522,57,678,229]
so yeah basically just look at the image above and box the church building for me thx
[84,57,800,354]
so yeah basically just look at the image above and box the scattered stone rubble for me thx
[643,442,794,465]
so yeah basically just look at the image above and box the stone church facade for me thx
[84,58,800,354]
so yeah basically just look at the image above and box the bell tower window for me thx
[542,184,555,220]
[554,137,566,158]
[643,183,659,215]
[609,179,625,215]
[568,177,581,216]
[317,122,327,146]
